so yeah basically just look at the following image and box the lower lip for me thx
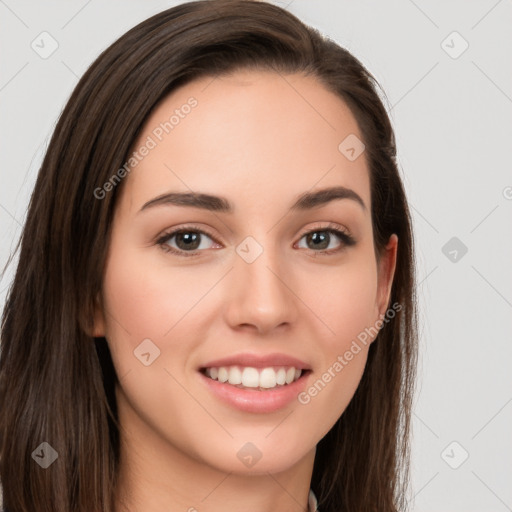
[199,371,310,413]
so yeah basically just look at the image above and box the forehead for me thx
[120,69,370,215]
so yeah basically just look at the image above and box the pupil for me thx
[309,232,328,250]
[177,232,200,250]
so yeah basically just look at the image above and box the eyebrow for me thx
[139,185,366,213]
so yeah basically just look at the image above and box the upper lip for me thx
[200,352,311,370]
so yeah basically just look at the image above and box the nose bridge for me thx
[226,234,297,332]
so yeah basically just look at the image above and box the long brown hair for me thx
[0,1,418,510]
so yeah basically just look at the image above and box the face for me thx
[93,69,397,476]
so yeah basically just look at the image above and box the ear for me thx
[86,292,106,338]
[375,234,398,319]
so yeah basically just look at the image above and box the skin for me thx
[92,69,397,512]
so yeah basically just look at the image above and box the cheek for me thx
[294,253,378,424]
[100,241,228,386]
[100,247,219,455]
[305,253,379,348]
[101,244,213,344]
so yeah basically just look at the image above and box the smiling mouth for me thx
[200,365,311,391]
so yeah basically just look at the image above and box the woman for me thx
[0,1,418,511]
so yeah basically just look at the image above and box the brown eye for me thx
[171,231,203,251]
[304,231,334,251]
[296,226,356,255]
[156,226,219,257]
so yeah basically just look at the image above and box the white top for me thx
[309,488,319,511]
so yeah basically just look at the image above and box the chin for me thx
[195,436,313,476]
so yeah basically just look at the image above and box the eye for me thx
[295,223,356,255]
[156,225,219,257]
[156,222,356,258]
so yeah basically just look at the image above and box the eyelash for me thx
[155,222,356,258]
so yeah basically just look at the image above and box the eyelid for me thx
[297,221,351,238]
[160,223,218,241]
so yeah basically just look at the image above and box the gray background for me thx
[1,1,511,510]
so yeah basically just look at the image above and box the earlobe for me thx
[88,292,106,338]
[376,234,398,318]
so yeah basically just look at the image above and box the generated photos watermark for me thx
[94,97,198,200]
[297,301,402,405]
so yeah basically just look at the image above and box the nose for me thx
[223,242,299,335]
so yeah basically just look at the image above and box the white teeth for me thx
[276,368,286,385]
[228,366,242,385]
[241,367,260,387]
[217,367,229,383]
[204,365,304,389]
[259,368,277,388]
